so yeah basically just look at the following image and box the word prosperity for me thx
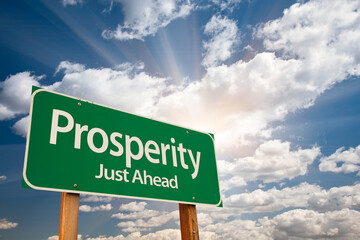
[49,109,201,179]
[95,164,178,189]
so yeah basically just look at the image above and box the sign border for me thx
[23,88,222,207]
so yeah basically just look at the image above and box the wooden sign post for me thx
[59,192,80,240]
[179,203,199,240]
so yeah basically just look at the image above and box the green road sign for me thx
[23,88,221,206]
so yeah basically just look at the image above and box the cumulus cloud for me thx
[11,115,29,138]
[0,72,42,120]
[0,61,167,137]
[0,218,18,229]
[117,211,178,232]
[86,229,180,240]
[102,0,193,41]
[225,182,321,211]
[79,204,112,212]
[268,208,360,240]
[202,208,360,240]
[118,201,147,212]
[48,234,82,240]
[112,209,159,220]
[202,15,239,67]
[308,184,360,211]
[218,140,320,184]
[319,145,360,174]
[80,195,113,203]
[257,0,360,80]
[112,201,178,233]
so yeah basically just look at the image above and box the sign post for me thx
[179,203,199,240]
[23,87,221,237]
[59,192,80,240]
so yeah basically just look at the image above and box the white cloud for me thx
[211,0,242,11]
[267,208,360,240]
[86,229,180,240]
[117,210,178,232]
[48,234,82,240]
[80,195,113,203]
[308,184,360,211]
[218,140,320,184]
[319,145,360,174]
[0,62,167,137]
[119,201,147,212]
[0,218,18,229]
[0,72,43,120]
[102,0,193,41]
[225,182,321,211]
[0,175,6,181]
[55,61,85,75]
[202,209,360,240]
[257,0,360,80]
[220,175,246,192]
[112,209,159,220]
[61,0,83,7]
[11,115,29,138]
[202,15,239,67]
[79,204,112,212]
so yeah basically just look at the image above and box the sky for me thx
[1,0,360,239]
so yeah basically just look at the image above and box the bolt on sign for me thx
[23,87,222,206]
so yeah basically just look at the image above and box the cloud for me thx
[61,0,83,7]
[80,195,113,203]
[218,140,320,184]
[118,201,147,212]
[202,208,360,240]
[117,211,178,231]
[319,145,360,174]
[112,201,178,233]
[86,229,180,240]
[202,15,239,67]
[102,0,193,41]
[55,61,85,75]
[0,218,18,230]
[0,72,43,120]
[268,208,360,240]
[211,0,243,11]
[0,61,167,136]
[11,115,29,138]
[112,209,159,220]
[308,184,360,211]
[225,182,321,211]
[79,203,112,212]
[0,175,6,181]
[47,235,82,240]
[257,0,360,78]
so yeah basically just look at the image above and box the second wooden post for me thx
[179,203,199,240]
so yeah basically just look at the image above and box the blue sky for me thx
[1,0,360,239]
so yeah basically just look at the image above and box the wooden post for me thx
[179,203,199,240]
[59,192,80,240]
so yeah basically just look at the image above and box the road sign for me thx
[23,87,221,206]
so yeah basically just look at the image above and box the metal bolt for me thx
[78,102,81,106]
[74,184,78,188]
[186,131,189,134]
[192,197,195,200]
